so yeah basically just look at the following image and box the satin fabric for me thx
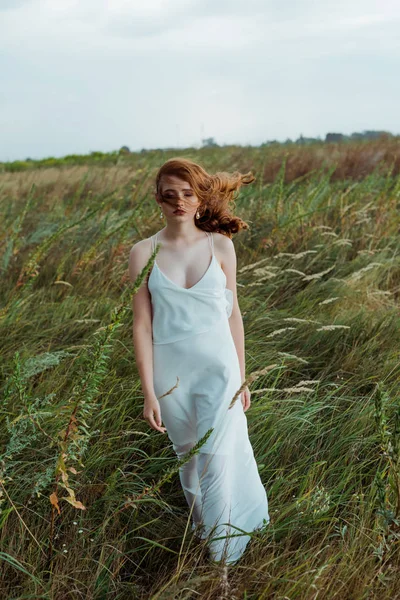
[148,230,270,564]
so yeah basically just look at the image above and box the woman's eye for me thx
[163,192,193,200]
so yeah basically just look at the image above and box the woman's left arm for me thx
[218,234,251,411]
[228,311,245,382]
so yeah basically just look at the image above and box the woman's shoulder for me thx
[129,236,150,256]
[130,230,161,254]
[212,232,235,271]
[128,234,159,284]
[213,231,234,250]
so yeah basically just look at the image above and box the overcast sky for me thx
[1,0,399,161]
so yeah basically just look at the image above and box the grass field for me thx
[1,140,400,599]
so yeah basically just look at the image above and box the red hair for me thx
[155,157,254,238]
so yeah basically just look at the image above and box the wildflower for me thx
[302,265,335,281]
[274,250,318,259]
[283,386,315,393]
[266,327,296,338]
[277,351,309,364]
[319,297,340,305]
[333,239,352,246]
[282,268,307,276]
[349,262,383,281]
[253,267,278,277]
[316,325,350,331]
[238,257,271,273]
[295,485,332,516]
[282,317,320,324]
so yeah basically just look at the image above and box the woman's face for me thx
[156,175,201,221]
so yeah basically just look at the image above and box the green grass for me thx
[0,144,399,599]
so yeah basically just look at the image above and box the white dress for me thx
[148,229,270,564]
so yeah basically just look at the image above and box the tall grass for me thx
[0,143,399,599]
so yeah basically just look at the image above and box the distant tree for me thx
[295,134,319,145]
[363,130,392,140]
[261,140,279,146]
[119,146,131,154]
[325,133,344,143]
[201,137,218,147]
[296,134,305,145]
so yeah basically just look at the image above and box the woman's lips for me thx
[174,209,185,214]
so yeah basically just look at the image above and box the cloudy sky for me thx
[1,0,399,161]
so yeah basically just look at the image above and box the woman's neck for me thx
[160,224,203,242]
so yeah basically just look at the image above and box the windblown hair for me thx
[154,157,254,238]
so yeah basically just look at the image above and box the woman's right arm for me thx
[128,241,166,434]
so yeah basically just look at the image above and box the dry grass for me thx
[0,142,399,599]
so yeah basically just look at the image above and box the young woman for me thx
[128,157,270,565]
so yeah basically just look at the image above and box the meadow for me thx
[1,139,399,599]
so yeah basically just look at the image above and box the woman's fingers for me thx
[241,391,251,412]
[143,401,167,433]
[152,408,167,433]
[146,410,167,433]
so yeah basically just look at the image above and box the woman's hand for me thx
[241,385,251,412]
[143,394,167,433]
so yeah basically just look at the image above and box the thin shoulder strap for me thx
[208,231,215,256]
[152,232,158,252]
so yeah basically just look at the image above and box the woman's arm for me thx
[217,234,251,411]
[128,242,166,433]
[217,234,245,381]
[228,311,246,382]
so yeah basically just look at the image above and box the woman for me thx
[128,157,270,565]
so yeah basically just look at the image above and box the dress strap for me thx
[152,232,158,252]
[207,231,215,256]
